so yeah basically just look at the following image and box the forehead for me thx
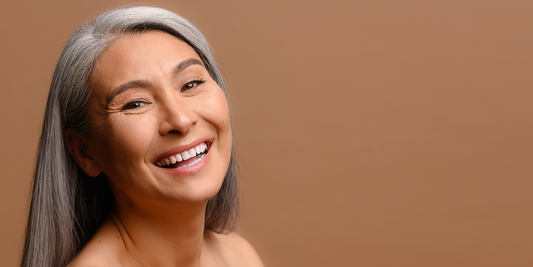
[90,30,201,94]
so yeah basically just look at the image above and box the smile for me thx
[155,142,209,168]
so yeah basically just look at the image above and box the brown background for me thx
[1,0,532,266]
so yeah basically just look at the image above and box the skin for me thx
[66,30,263,267]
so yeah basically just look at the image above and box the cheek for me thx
[213,92,233,163]
[90,115,155,171]
[198,87,232,161]
[206,89,231,137]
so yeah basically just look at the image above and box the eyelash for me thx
[182,79,206,91]
[121,100,148,110]
[120,79,206,110]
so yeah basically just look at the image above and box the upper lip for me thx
[155,138,212,163]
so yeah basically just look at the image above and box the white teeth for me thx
[177,152,206,169]
[156,142,208,167]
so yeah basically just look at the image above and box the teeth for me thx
[156,142,209,167]
[177,152,206,169]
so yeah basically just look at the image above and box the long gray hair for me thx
[21,6,239,267]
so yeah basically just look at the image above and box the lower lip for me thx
[160,149,211,175]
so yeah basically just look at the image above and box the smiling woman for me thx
[21,6,263,267]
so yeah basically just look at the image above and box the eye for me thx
[121,100,148,110]
[182,79,206,91]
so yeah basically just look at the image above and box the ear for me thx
[65,128,103,177]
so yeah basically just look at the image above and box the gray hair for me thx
[21,6,239,267]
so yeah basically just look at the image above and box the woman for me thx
[21,6,263,267]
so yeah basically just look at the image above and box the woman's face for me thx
[83,30,232,206]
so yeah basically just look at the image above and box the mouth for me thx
[155,142,210,169]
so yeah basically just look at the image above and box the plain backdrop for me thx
[1,0,532,266]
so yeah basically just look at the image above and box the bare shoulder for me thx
[66,219,125,267]
[206,230,264,267]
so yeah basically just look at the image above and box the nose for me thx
[158,94,198,136]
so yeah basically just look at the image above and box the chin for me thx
[158,174,226,204]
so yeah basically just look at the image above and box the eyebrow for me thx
[105,58,205,105]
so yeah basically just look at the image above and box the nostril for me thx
[167,129,181,134]
[158,107,198,135]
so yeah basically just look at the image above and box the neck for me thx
[111,195,209,267]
